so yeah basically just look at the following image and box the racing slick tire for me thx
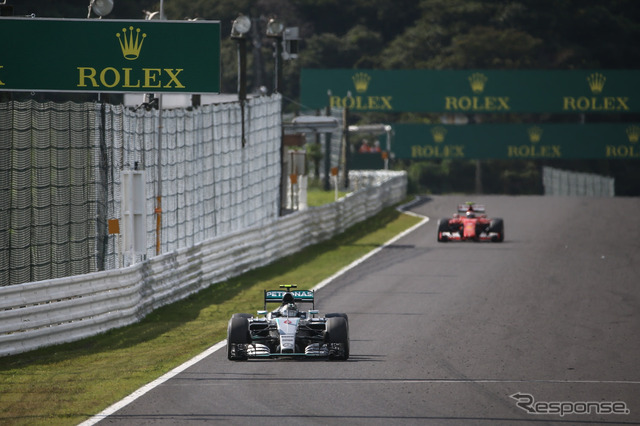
[437,218,451,242]
[488,218,504,242]
[326,313,349,328]
[227,316,250,361]
[325,316,349,361]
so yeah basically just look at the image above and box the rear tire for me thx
[325,317,349,360]
[227,316,250,360]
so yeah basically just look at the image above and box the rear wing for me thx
[457,203,485,214]
[264,285,315,309]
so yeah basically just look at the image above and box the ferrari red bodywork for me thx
[437,203,504,242]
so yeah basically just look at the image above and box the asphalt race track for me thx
[94,195,640,425]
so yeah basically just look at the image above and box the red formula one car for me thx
[437,203,504,242]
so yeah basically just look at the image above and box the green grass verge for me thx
[306,187,349,206]
[0,201,421,426]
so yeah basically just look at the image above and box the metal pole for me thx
[275,36,286,213]
[274,36,283,93]
[342,102,350,189]
[323,91,332,191]
[238,37,247,147]
[155,95,163,255]
[154,0,165,255]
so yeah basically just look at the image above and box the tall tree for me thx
[377,0,640,69]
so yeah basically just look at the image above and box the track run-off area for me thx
[86,195,640,425]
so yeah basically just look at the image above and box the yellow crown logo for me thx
[527,126,543,143]
[352,72,371,93]
[627,125,639,143]
[586,73,606,94]
[468,73,488,94]
[431,126,447,143]
[117,26,147,60]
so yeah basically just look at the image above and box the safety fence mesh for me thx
[0,101,101,285]
[542,166,615,197]
[1,95,281,285]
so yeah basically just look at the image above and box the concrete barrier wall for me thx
[0,171,406,357]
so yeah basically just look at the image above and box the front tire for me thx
[325,317,349,360]
[227,316,250,360]
[326,313,349,326]
[437,218,451,242]
[488,218,504,242]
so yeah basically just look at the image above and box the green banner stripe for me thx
[301,69,640,113]
[390,123,640,159]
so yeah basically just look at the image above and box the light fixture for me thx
[231,14,251,38]
[144,10,160,20]
[265,17,286,93]
[230,14,251,147]
[266,18,284,37]
[87,0,114,18]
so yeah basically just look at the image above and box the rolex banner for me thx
[0,18,220,93]
[391,123,640,160]
[301,69,640,113]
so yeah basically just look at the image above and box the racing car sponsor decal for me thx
[265,290,314,300]
[275,318,300,331]
[280,335,295,350]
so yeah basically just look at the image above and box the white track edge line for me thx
[78,340,227,425]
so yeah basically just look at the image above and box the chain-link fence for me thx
[1,95,282,286]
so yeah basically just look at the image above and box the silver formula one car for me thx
[227,285,349,361]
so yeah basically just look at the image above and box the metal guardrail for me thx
[0,171,407,357]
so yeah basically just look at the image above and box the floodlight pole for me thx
[237,37,248,147]
[342,93,351,189]
[324,90,332,190]
[266,19,286,213]
[231,36,248,147]
[274,36,283,94]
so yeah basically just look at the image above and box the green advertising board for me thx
[300,69,640,113]
[0,18,220,93]
[390,123,640,160]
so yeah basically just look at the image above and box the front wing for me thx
[438,230,500,242]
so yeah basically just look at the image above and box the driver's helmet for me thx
[466,210,475,218]
[281,303,298,317]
